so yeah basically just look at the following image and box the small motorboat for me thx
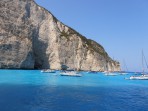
[105,73,118,76]
[104,72,118,76]
[41,69,56,73]
[119,72,128,75]
[60,71,82,77]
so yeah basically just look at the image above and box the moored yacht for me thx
[60,71,82,77]
[129,74,148,80]
[128,51,148,80]
[41,69,56,73]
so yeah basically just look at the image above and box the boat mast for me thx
[143,53,148,68]
[143,51,148,72]
[123,60,128,72]
[73,44,76,71]
[142,50,144,74]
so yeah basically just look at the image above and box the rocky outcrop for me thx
[0,0,120,71]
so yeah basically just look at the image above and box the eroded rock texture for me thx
[0,0,120,71]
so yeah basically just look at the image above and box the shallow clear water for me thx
[0,70,148,111]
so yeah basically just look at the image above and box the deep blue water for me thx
[0,70,148,111]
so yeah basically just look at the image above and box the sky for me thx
[35,0,148,72]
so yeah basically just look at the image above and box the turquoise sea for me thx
[0,70,148,111]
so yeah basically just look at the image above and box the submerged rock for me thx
[0,0,120,71]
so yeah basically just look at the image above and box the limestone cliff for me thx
[0,0,120,71]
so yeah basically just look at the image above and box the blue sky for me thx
[35,0,148,72]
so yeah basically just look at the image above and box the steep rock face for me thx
[0,0,120,71]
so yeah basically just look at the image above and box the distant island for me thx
[0,0,120,71]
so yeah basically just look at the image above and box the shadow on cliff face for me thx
[32,29,50,69]
[61,64,69,70]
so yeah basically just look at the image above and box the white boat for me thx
[60,71,82,77]
[129,75,148,80]
[60,45,82,77]
[128,51,148,80]
[41,69,56,73]
[104,72,118,76]
[104,63,118,76]
[118,60,129,75]
[119,72,128,75]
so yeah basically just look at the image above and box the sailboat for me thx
[119,60,128,75]
[129,51,148,80]
[104,63,118,76]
